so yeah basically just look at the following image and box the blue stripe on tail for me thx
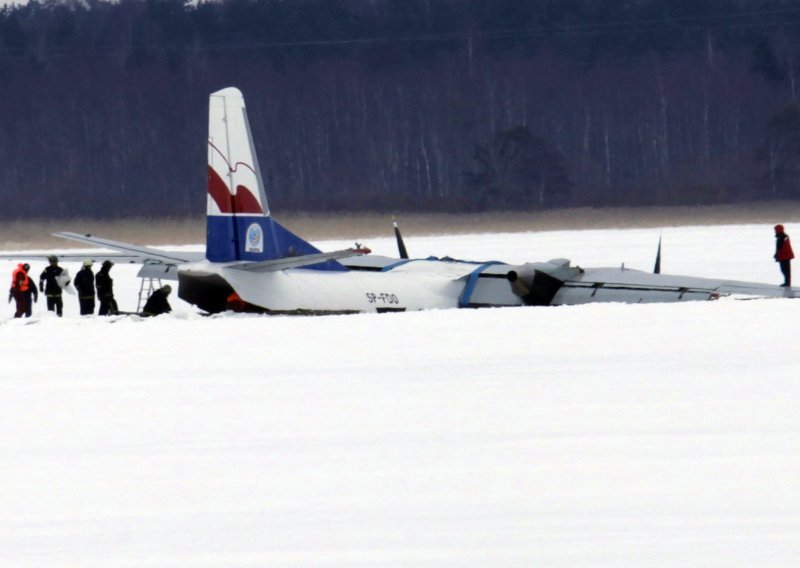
[206,215,347,271]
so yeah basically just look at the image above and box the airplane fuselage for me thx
[178,256,520,314]
[177,255,798,315]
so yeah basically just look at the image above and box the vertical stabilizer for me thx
[206,87,330,265]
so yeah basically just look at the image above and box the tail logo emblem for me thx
[246,223,264,253]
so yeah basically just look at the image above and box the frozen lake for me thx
[1,222,799,566]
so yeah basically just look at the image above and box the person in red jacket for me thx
[774,224,795,287]
[9,263,30,318]
[21,263,38,318]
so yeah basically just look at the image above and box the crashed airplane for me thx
[48,87,798,314]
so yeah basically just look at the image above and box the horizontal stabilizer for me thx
[137,261,181,280]
[229,247,370,273]
[53,232,204,264]
[0,252,141,262]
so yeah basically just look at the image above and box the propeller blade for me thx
[654,236,662,274]
[393,216,409,259]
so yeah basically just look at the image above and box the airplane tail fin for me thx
[206,87,339,268]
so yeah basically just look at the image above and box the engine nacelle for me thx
[507,264,565,306]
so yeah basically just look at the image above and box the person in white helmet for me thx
[74,260,96,315]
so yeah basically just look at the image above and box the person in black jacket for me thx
[74,260,96,315]
[142,284,172,316]
[96,260,117,315]
[39,255,69,317]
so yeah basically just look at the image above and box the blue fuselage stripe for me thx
[458,262,505,307]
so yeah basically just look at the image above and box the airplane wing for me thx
[0,252,144,261]
[560,266,800,301]
[2,230,368,281]
[52,232,205,264]
[462,258,799,308]
[505,261,799,305]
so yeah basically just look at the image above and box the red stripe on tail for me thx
[207,166,263,214]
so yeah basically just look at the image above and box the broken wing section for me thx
[462,258,799,308]
[504,260,799,305]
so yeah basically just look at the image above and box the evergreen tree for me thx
[466,126,571,210]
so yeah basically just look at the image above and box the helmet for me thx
[83,259,93,267]
[775,224,785,233]
[22,263,30,271]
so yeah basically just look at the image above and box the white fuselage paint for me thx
[180,259,480,313]
[177,256,799,314]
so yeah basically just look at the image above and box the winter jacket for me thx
[775,232,795,262]
[74,267,95,299]
[23,279,38,302]
[11,264,29,292]
[142,289,172,316]
[40,265,67,296]
[96,269,114,299]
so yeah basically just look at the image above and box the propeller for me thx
[393,216,409,259]
[653,236,662,274]
[507,264,564,306]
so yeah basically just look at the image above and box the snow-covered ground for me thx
[1,222,799,566]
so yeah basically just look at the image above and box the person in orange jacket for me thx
[774,224,795,287]
[21,263,38,317]
[9,263,32,318]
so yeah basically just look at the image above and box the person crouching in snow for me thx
[142,285,172,317]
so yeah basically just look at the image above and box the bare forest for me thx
[2,0,800,220]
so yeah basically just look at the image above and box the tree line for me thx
[2,0,800,219]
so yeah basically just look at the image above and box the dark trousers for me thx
[79,297,95,315]
[779,260,791,286]
[46,294,63,317]
[12,289,26,318]
[98,296,117,316]
[23,292,35,317]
